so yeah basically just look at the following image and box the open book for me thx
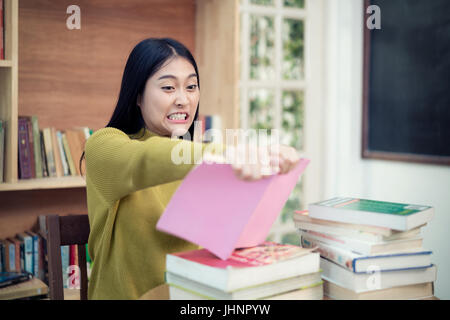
[156,159,310,260]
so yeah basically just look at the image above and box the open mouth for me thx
[167,112,189,122]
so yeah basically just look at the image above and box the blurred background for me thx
[0,0,449,299]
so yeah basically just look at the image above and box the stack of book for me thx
[296,197,437,300]
[166,242,323,300]
[17,115,92,180]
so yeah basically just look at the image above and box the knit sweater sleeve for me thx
[85,127,224,205]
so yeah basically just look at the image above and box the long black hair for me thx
[80,38,200,175]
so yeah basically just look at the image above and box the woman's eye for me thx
[187,84,198,90]
[162,86,174,91]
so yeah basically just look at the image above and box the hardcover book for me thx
[18,117,33,179]
[301,236,432,273]
[31,116,43,179]
[299,229,423,255]
[157,159,310,260]
[308,197,434,231]
[25,117,36,178]
[42,127,57,177]
[16,233,33,274]
[166,242,319,292]
[320,257,437,293]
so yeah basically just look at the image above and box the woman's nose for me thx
[175,89,189,106]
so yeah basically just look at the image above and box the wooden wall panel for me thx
[0,0,196,238]
[18,0,196,131]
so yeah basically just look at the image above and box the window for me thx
[240,0,323,244]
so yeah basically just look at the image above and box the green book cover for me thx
[315,197,432,216]
[31,116,43,178]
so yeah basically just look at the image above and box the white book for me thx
[320,257,437,293]
[166,246,320,292]
[295,216,422,242]
[308,197,434,231]
[299,229,423,255]
[301,236,432,273]
[169,282,324,300]
[166,271,322,300]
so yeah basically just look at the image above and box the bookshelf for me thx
[0,1,86,191]
[0,0,237,240]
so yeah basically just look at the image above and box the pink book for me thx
[156,158,310,260]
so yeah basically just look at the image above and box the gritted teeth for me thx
[167,112,188,120]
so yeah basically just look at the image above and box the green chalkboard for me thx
[362,0,450,165]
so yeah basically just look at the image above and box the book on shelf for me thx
[169,281,324,300]
[31,116,43,179]
[50,127,64,177]
[62,132,76,176]
[308,197,434,231]
[157,159,310,260]
[26,231,41,278]
[0,239,15,272]
[0,277,48,300]
[56,130,70,176]
[7,237,21,272]
[320,257,437,293]
[18,116,33,179]
[0,119,4,182]
[294,210,424,242]
[166,270,322,300]
[42,127,57,177]
[301,236,433,273]
[25,117,36,178]
[65,128,87,176]
[61,245,69,288]
[323,280,434,300]
[16,232,33,275]
[299,229,423,256]
[166,242,320,293]
[40,130,49,177]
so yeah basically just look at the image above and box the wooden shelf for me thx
[0,60,13,67]
[0,176,86,191]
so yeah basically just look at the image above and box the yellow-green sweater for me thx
[85,127,222,300]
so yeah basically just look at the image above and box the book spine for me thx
[43,128,57,177]
[301,236,356,272]
[22,235,33,274]
[8,241,15,272]
[19,241,24,272]
[31,116,43,178]
[0,120,4,182]
[61,245,69,288]
[26,117,36,178]
[56,130,69,176]
[30,234,39,277]
[18,117,33,179]
[50,127,63,177]
[62,132,76,176]
[40,131,48,177]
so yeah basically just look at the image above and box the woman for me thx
[84,38,300,299]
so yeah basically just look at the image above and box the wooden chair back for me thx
[39,214,90,300]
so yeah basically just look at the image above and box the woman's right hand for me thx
[231,144,300,181]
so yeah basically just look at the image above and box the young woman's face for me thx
[138,56,199,137]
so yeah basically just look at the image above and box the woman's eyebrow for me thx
[157,73,198,81]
